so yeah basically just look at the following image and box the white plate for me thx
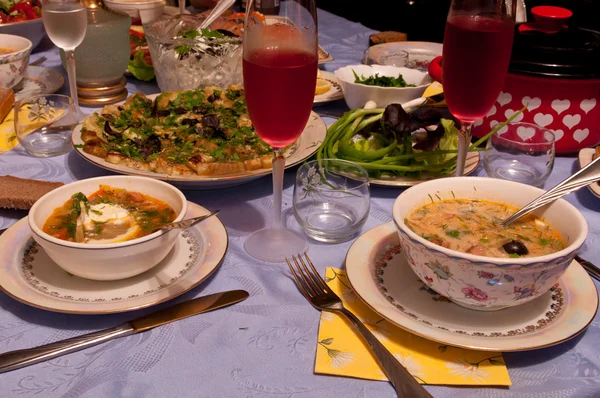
[345,222,598,351]
[0,202,227,314]
[578,148,600,198]
[313,70,343,105]
[363,41,442,72]
[14,65,65,101]
[72,94,327,190]
[369,151,480,187]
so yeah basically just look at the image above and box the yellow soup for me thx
[405,199,564,258]
[43,185,177,244]
[0,48,14,55]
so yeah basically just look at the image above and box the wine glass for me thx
[442,0,517,176]
[242,0,318,262]
[41,0,87,121]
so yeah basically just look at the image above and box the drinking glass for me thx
[362,48,408,67]
[442,0,517,176]
[293,159,370,243]
[484,122,555,188]
[15,94,77,157]
[41,0,87,121]
[242,0,318,262]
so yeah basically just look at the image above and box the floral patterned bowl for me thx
[0,34,32,89]
[392,177,587,311]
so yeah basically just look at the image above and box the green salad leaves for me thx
[353,70,416,87]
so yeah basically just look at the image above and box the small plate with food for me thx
[578,147,600,198]
[313,70,343,105]
[73,87,327,190]
[0,176,228,314]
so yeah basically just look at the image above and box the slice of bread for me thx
[0,175,64,210]
[369,31,408,46]
[0,88,14,123]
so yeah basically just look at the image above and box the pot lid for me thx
[510,6,600,79]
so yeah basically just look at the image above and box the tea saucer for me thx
[0,202,227,314]
[14,66,65,101]
[313,71,344,105]
[345,222,598,352]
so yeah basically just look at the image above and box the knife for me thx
[0,289,249,373]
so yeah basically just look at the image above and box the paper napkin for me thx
[314,268,512,386]
[0,108,18,153]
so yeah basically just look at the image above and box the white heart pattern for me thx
[497,92,512,107]
[522,96,541,111]
[552,129,564,141]
[486,105,497,117]
[490,120,508,135]
[563,114,581,130]
[534,113,553,127]
[573,128,590,143]
[474,119,483,127]
[517,126,536,141]
[504,109,524,123]
[551,99,570,115]
[581,98,597,114]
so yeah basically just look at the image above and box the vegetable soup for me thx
[42,185,177,244]
[0,48,14,55]
[405,199,564,258]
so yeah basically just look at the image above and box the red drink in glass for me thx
[243,48,318,148]
[442,15,515,122]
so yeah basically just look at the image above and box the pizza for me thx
[79,86,273,176]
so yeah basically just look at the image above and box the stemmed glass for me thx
[242,0,318,262]
[442,0,517,176]
[41,0,87,121]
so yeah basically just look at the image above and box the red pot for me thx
[428,6,600,154]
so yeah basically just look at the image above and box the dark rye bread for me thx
[0,176,63,210]
[369,31,408,46]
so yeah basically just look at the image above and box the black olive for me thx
[202,114,220,129]
[103,121,121,138]
[207,93,219,103]
[502,240,529,256]
[180,118,197,126]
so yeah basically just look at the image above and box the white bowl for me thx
[334,64,432,109]
[0,18,45,50]
[104,0,166,24]
[392,177,587,311]
[0,34,31,89]
[28,176,188,281]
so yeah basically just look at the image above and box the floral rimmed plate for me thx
[313,70,344,105]
[345,222,598,351]
[0,202,227,314]
[14,65,65,101]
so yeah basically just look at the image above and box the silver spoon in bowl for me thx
[502,155,600,227]
[153,210,220,233]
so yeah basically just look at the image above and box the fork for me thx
[286,254,433,398]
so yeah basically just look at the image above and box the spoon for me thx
[199,0,236,30]
[502,155,600,226]
[155,210,220,233]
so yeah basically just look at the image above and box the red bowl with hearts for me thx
[428,6,600,154]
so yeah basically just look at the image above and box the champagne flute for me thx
[243,0,318,262]
[442,0,516,176]
[42,0,87,121]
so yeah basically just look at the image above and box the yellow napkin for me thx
[0,108,18,153]
[315,268,512,386]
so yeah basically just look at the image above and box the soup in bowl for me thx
[392,177,587,311]
[29,176,187,281]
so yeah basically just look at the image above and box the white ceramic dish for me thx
[313,70,344,105]
[14,65,64,101]
[72,96,327,190]
[104,0,166,24]
[393,177,588,311]
[28,176,188,281]
[363,41,443,72]
[334,64,432,109]
[0,18,45,50]
[345,222,598,351]
[578,148,600,198]
[0,201,227,314]
[0,34,32,89]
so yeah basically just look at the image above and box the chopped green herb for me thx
[352,70,416,87]
[445,230,460,238]
[509,253,521,258]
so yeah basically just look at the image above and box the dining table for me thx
[0,8,599,398]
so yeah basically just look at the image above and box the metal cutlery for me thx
[0,289,249,374]
[576,255,600,282]
[503,155,600,226]
[154,210,220,233]
[286,253,432,398]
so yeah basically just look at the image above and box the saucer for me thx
[14,65,65,101]
[345,222,598,351]
[0,202,227,314]
[314,71,344,105]
[578,148,600,198]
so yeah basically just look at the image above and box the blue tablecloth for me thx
[1,10,599,398]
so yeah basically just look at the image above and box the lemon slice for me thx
[315,78,332,95]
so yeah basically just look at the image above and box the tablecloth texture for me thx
[0,9,599,398]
